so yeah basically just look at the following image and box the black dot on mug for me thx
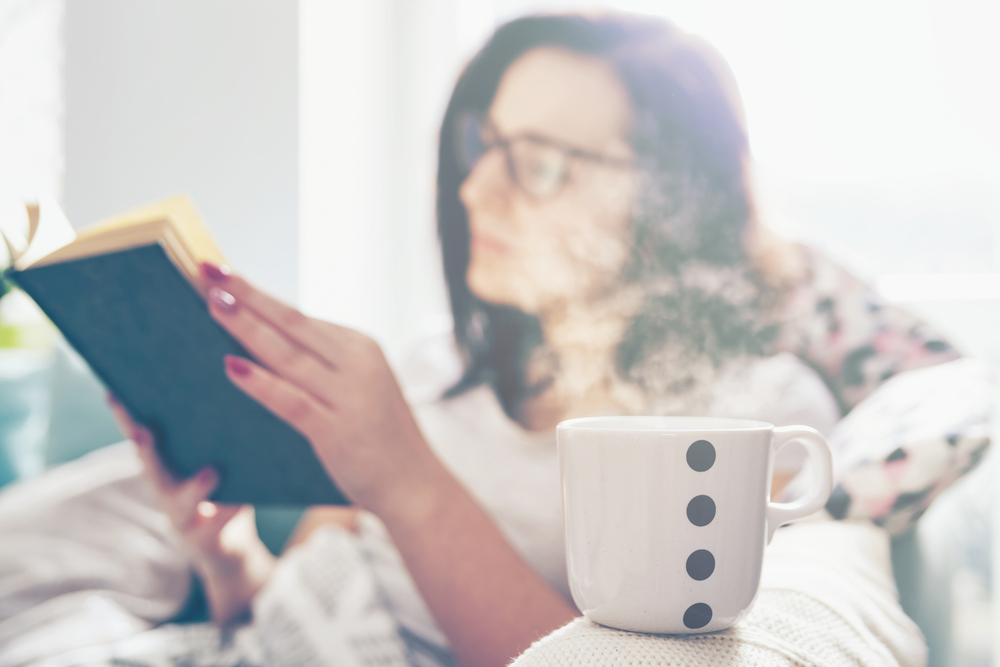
[686,440,716,472]
[687,495,716,527]
[685,549,715,581]
[683,602,713,629]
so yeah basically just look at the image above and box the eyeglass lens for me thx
[508,141,567,198]
[456,114,570,199]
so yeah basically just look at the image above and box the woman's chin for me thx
[467,270,538,313]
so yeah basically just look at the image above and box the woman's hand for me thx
[200,263,444,520]
[108,397,276,626]
[199,263,578,667]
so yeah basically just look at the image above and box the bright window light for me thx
[878,274,1000,302]
[598,0,1000,184]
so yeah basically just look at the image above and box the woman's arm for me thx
[201,264,576,667]
[378,456,578,666]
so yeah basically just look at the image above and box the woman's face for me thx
[459,47,638,315]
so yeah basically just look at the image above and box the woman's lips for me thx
[470,231,510,255]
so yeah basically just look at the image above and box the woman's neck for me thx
[518,288,645,431]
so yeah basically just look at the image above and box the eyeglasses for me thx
[455,114,637,200]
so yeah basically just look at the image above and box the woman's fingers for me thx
[172,468,219,526]
[223,355,332,444]
[106,394,140,441]
[107,396,176,492]
[186,501,243,548]
[127,417,222,530]
[198,502,243,528]
[207,287,338,405]
[148,466,219,532]
[200,263,348,367]
[130,423,181,492]
[108,396,195,517]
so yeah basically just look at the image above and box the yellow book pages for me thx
[20,195,228,296]
[36,218,167,266]
[35,219,202,290]
[6,195,226,295]
[75,195,228,267]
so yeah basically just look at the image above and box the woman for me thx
[1,12,964,667]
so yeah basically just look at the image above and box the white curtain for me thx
[0,0,63,253]
[299,0,495,360]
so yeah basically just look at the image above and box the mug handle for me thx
[765,425,833,543]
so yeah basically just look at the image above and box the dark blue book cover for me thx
[7,243,348,506]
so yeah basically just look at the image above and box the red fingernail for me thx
[197,467,218,487]
[209,286,238,314]
[201,262,232,282]
[225,355,253,377]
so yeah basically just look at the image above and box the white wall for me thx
[299,0,493,359]
[0,0,63,219]
[61,0,489,357]
[64,0,299,304]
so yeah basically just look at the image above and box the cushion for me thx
[820,359,994,535]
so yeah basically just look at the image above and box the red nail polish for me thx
[209,287,238,314]
[201,262,232,282]
[225,355,253,377]
[197,467,218,487]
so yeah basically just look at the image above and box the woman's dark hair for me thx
[438,13,789,418]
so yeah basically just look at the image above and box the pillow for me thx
[818,358,994,535]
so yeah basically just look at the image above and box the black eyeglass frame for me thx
[455,114,639,200]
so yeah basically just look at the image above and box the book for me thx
[1,195,348,506]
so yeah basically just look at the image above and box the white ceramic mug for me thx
[558,416,833,634]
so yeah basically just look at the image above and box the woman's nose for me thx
[459,145,512,213]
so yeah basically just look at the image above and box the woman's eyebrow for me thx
[486,113,634,162]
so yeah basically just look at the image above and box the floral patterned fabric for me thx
[821,358,993,535]
[772,247,993,534]
[772,246,961,414]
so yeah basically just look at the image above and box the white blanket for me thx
[0,442,188,664]
[0,444,412,667]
